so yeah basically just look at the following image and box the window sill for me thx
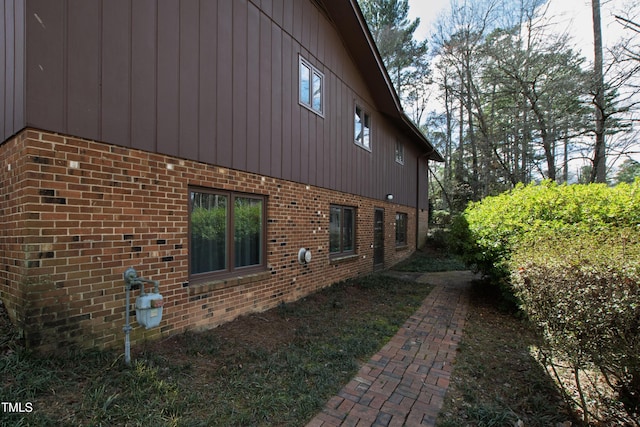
[329,253,359,265]
[354,141,372,152]
[395,244,409,251]
[300,102,325,118]
[188,270,271,296]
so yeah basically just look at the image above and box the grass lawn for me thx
[0,274,432,426]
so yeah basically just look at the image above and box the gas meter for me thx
[135,286,164,329]
[123,267,164,329]
[123,267,165,365]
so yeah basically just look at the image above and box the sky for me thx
[406,0,640,170]
[406,0,633,56]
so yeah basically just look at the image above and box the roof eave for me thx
[321,0,443,162]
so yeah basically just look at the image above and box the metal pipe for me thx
[124,284,132,365]
[123,267,138,366]
[122,268,161,365]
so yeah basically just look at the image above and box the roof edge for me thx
[321,0,443,162]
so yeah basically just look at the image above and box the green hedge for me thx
[453,180,640,421]
[453,179,640,278]
[511,229,640,420]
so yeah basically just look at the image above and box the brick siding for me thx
[0,129,420,351]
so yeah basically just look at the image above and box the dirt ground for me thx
[134,279,392,365]
[0,276,383,359]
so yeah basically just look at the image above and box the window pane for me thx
[300,62,310,106]
[234,197,263,268]
[343,208,354,252]
[362,113,371,148]
[396,213,407,245]
[329,206,341,253]
[354,106,362,143]
[312,71,322,112]
[190,192,227,274]
[395,141,404,164]
[363,113,370,149]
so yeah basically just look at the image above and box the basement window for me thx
[189,188,265,282]
[395,212,408,247]
[330,205,355,255]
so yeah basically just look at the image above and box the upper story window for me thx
[395,140,405,165]
[299,56,324,116]
[189,188,265,282]
[354,105,371,151]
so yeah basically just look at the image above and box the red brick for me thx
[1,129,420,352]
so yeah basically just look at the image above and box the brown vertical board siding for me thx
[101,0,131,146]
[14,0,25,136]
[1,0,15,140]
[329,76,340,191]
[67,0,101,140]
[280,33,292,181]
[198,0,217,166]
[270,22,282,178]
[232,0,248,172]
[418,156,429,209]
[216,0,232,168]
[329,72,338,190]
[2,0,9,139]
[337,81,346,193]
[315,113,325,188]
[270,0,282,28]
[130,0,156,153]
[1,0,5,139]
[25,0,65,132]
[309,113,318,186]
[258,0,272,17]
[290,45,301,183]
[15,0,431,209]
[412,146,423,205]
[258,12,272,177]
[246,2,260,173]
[156,0,179,157]
[316,11,327,70]
[300,102,309,185]
[300,1,311,56]
[179,0,199,161]
[346,90,355,195]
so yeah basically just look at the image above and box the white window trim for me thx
[395,140,405,165]
[299,55,325,117]
[354,103,371,152]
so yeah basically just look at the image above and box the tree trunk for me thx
[590,0,607,183]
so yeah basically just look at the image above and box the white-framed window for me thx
[299,56,324,116]
[354,104,371,151]
[395,140,405,165]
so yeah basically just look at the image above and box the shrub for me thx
[451,180,640,422]
[511,228,640,423]
[454,180,640,278]
[430,209,452,226]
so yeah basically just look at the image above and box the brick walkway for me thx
[305,271,474,427]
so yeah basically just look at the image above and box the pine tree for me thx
[358,0,430,120]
